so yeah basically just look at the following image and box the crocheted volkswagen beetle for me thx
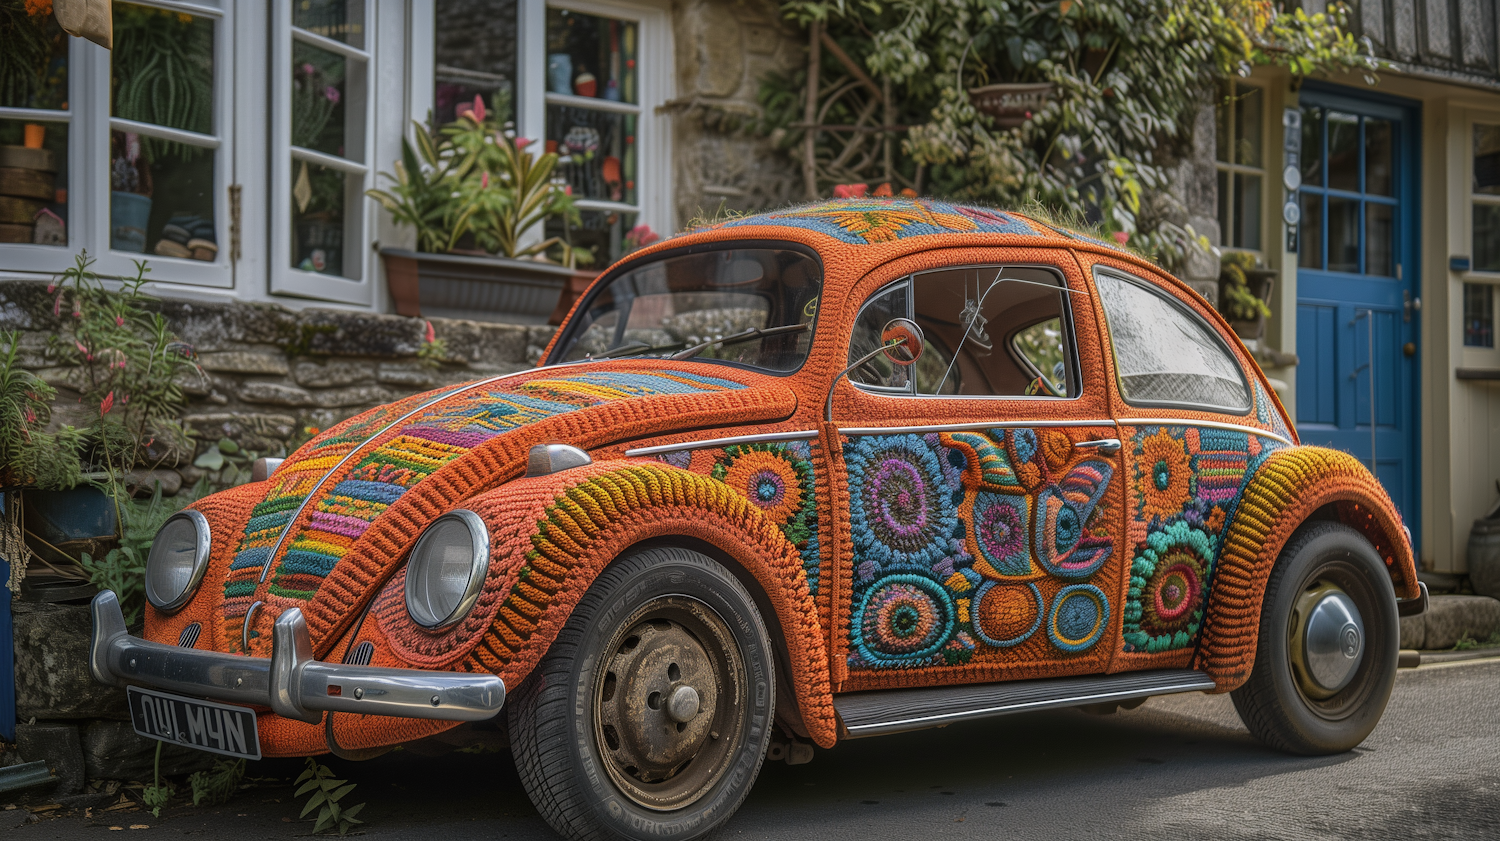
[92,198,1423,841]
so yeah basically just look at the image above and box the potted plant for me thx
[1218,252,1274,340]
[369,98,599,324]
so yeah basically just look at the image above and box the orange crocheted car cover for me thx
[1195,446,1419,691]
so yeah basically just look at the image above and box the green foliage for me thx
[1219,250,1272,322]
[1452,632,1500,651]
[81,483,184,624]
[769,0,1377,270]
[366,119,480,254]
[0,1,61,109]
[192,436,259,488]
[142,740,175,817]
[189,758,247,807]
[295,758,366,836]
[0,329,78,489]
[112,4,215,161]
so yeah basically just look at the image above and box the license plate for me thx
[127,686,262,761]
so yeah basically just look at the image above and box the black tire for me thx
[1230,521,1399,755]
[508,545,775,841]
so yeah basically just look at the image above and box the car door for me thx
[828,253,1128,691]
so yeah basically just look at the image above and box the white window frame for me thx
[0,0,236,290]
[408,0,673,258]
[1216,80,1267,256]
[268,0,379,305]
[1460,110,1500,368]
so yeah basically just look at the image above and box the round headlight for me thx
[405,510,489,629]
[145,510,211,612]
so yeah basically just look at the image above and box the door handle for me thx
[1074,438,1121,456]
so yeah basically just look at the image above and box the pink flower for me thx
[833,183,868,198]
[480,172,489,189]
[423,321,436,344]
[115,314,124,326]
[563,184,572,196]
[74,341,87,355]
[515,137,532,149]
[46,282,55,293]
[301,62,315,76]
[324,85,340,104]
[471,95,486,123]
[1112,231,1130,245]
[24,408,36,423]
[99,391,114,416]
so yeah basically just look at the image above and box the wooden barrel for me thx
[1470,517,1500,599]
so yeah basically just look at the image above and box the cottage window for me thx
[1215,81,1265,253]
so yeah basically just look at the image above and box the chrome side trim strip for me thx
[839,419,1116,435]
[1123,417,1294,448]
[624,429,819,457]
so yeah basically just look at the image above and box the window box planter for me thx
[380,248,599,325]
[1220,267,1276,341]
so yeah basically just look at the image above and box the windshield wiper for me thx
[589,339,686,360]
[669,322,811,361]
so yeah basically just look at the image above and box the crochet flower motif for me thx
[1137,430,1191,521]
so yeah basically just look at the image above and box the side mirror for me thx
[825,318,926,422]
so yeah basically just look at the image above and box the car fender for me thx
[1196,446,1419,691]
[353,459,838,750]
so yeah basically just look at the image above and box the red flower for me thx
[99,391,114,416]
[832,183,868,198]
[471,95,486,123]
[515,137,533,149]
[115,314,125,327]
[423,321,436,344]
[480,171,489,189]
[1113,231,1130,245]
[873,183,893,197]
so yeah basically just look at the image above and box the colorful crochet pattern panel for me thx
[842,428,1118,673]
[1121,425,1288,654]
[221,369,747,651]
[712,199,1037,245]
[652,439,822,594]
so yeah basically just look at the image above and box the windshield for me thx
[550,247,822,373]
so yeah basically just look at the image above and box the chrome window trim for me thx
[144,509,213,613]
[405,510,491,631]
[839,419,1117,435]
[623,430,819,457]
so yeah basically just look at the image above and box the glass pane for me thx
[1464,283,1495,348]
[1473,125,1500,196]
[1013,317,1068,396]
[1299,193,1323,269]
[850,281,911,390]
[1327,111,1359,192]
[1365,203,1393,277]
[1473,203,1500,272]
[1300,105,1322,186]
[293,0,366,49]
[1214,85,1230,164]
[1327,196,1359,273]
[1234,85,1263,168]
[1094,272,1250,412]
[434,0,519,125]
[547,105,636,204]
[293,41,363,160]
[545,207,634,269]
[111,3,215,135]
[1216,169,1230,245]
[1232,172,1262,250]
[0,9,68,110]
[0,119,68,246]
[110,130,216,260]
[1366,118,1393,196]
[546,8,637,105]
[291,160,358,278]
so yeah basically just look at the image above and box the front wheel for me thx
[1230,521,1399,755]
[508,545,775,841]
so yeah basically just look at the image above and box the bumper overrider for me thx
[89,590,505,724]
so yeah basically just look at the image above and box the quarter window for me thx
[1094,269,1251,412]
[850,266,1076,398]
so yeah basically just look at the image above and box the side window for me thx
[1093,269,1252,412]
[849,266,1076,398]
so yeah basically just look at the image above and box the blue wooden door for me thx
[1294,86,1420,538]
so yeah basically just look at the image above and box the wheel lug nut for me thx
[667,685,700,723]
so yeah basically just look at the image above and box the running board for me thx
[834,669,1218,738]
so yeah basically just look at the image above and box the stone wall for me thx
[0,280,554,492]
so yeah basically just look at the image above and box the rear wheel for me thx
[508,546,774,841]
[1230,521,1399,755]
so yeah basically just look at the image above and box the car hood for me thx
[210,363,797,655]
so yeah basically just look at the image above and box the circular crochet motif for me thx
[1124,520,1216,653]
[846,435,956,569]
[1048,584,1109,653]
[1137,430,1191,521]
[853,574,956,666]
[973,493,1030,577]
[973,581,1044,647]
[712,443,814,545]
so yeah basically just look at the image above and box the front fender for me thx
[344,460,836,751]
[1196,446,1419,691]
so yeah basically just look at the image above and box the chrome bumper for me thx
[89,591,504,724]
[1397,580,1429,618]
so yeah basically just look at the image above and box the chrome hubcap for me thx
[1291,583,1365,699]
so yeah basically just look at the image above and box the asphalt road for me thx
[12,658,1500,840]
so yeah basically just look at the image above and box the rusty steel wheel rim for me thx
[592,595,745,811]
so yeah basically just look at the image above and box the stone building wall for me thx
[0,280,554,493]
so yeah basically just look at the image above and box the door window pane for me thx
[0,120,68,246]
[434,0,518,125]
[1366,118,1393,196]
[291,161,354,276]
[1234,85,1263,168]
[1327,196,1359,273]
[1365,203,1393,277]
[546,8,637,104]
[850,281,911,390]
[1464,283,1495,348]
[1301,105,1323,186]
[1094,271,1250,412]
[1232,172,1262,250]
[548,105,636,204]
[112,4,215,134]
[292,40,361,160]
[1299,193,1323,269]
[111,129,216,259]
[1327,111,1359,192]
[294,0,365,48]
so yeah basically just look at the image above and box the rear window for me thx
[549,247,822,374]
[1093,269,1251,413]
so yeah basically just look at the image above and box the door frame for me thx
[1295,80,1423,546]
